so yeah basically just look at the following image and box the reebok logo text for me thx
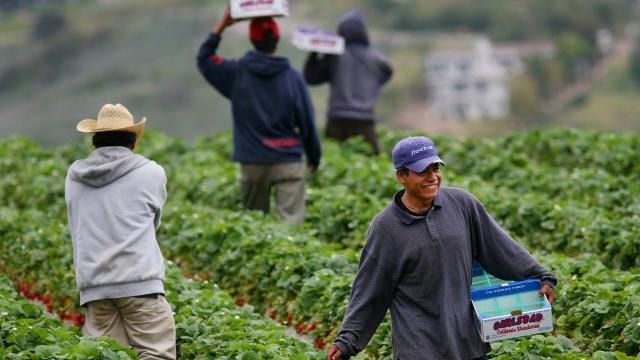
[411,146,433,157]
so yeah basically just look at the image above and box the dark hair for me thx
[397,167,410,175]
[92,131,136,148]
[251,35,278,53]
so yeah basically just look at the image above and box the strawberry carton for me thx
[471,261,509,289]
[230,0,289,19]
[292,26,345,55]
[471,279,553,342]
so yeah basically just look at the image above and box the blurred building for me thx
[425,38,525,121]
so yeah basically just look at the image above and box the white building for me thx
[425,38,524,121]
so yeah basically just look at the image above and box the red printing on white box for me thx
[474,302,553,342]
[230,0,289,19]
[292,27,345,55]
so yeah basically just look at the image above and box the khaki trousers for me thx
[83,296,176,360]
[240,162,305,224]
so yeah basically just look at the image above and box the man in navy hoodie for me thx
[304,9,393,155]
[197,7,321,224]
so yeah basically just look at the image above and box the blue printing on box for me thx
[471,279,541,301]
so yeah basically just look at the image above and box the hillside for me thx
[0,0,431,145]
[0,0,638,146]
[554,54,640,131]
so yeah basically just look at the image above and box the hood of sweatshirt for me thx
[241,50,291,78]
[338,9,369,46]
[69,146,149,187]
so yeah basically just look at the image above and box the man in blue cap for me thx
[327,136,557,360]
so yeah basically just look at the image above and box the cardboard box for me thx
[230,0,289,19]
[471,261,509,289]
[471,279,553,342]
[292,27,345,55]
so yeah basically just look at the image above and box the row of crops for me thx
[0,128,639,359]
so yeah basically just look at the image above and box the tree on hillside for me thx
[359,0,634,44]
[526,57,565,101]
[510,73,540,127]
[31,12,68,40]
[557,32,594,82]
[629,38,640,86]
[1,0,84,15]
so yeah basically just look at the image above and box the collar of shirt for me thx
[392,189,443,225]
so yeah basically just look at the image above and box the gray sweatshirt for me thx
[304,9,393,121]
[334,187,557,360]
[65,146,167,305]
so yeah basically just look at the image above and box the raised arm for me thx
[195,6,239,99]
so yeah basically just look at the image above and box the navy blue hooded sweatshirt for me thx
[197,33,321,167]
[304,10,393,121]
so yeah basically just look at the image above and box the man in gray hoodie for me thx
[304,9,393,155]
[327,136,557,360]
[65,103,176,359]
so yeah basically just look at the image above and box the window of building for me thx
[475,81,488,92]
[454,82,468,92]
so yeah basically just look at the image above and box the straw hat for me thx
[76,103,146,141]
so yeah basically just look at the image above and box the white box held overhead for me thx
[230,0,289,19]
[292,27,345,55]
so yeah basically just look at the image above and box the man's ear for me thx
[396,169,405,184]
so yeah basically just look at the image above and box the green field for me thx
[0,128,639,358]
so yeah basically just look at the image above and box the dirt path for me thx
[541,36,632,114]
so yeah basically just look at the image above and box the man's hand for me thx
[213,6,236,34]
[327,344,342,360]
[308,165,319,174]
[539,283,555,304]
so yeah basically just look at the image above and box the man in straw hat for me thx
[196,6,321,224]
[65,103,176,359]
[327,136,556,360]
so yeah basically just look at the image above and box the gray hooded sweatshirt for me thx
[304,9,393,121]
[65,146,167,305]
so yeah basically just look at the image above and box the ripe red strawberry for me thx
[296,322,307,333]
[314,338,326,350]
[42,294,52,306]
[306,321,317,333]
